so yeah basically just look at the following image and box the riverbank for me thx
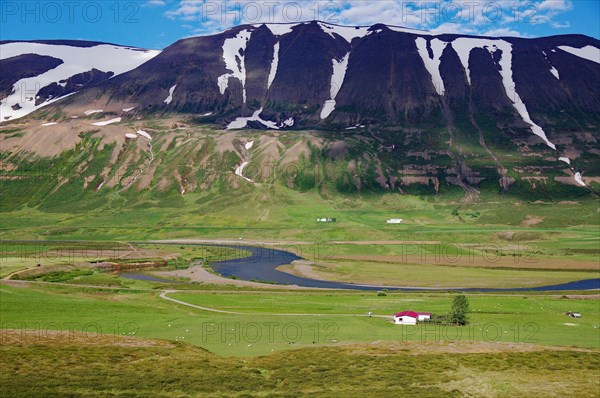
[148,243,600,292]
[153,261,315,290]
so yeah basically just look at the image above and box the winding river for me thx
[190,244,598,292]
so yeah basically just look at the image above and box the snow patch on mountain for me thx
[267,42,280,89]
[245,141,254,150]
[452,38,557,150]
[281,117,294,127]
[557,45,600,64]
[415,37,448,96]
[345,124,365,130]
[542,51,560,80]
[256,23,298,36]
[320,101,337,120]
[452,39,498,85]
[235,162,254,183]
[317,22,370,42]
[559,157,571,165]
[218,29,253,103]
[164,85,177,105]
[137,130,152,140]
[91,117,121,126]
[227,108,279,130]
[84,109,103,115]
[0,43,159,122]
[125,133,138,139]
[320,52,351,119]
[330,53,350,99]
[388,25,432,36]
[41,122,57,126]
[574,172,586,186]
[123,107,135,112]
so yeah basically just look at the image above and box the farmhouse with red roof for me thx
[393,311,432,325]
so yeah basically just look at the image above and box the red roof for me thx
[394,311,431,317]
[394,311,419,318]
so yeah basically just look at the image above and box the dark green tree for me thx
[450,295,469,325]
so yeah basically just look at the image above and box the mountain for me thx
[0,40,160,121]
[49,22,599,126]
[0,23,599,205]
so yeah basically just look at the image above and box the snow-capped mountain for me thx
[5,23,600,134]
[54,22,599,134]
[0,40,159,121]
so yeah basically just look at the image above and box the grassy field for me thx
[1,283,598,357]
[1,185,598,243]
[279,260,599,288]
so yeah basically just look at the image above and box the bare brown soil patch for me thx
[520,215,545,227]
[277,261,329,281]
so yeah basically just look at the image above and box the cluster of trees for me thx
[428,295,470,325]
[450,295,469,325]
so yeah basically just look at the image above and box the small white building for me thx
[393,311,431,324]
[417,312,431,321]
[387,218,403,224]
[316,218,336,223]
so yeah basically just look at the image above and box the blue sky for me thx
[1,1,598,49]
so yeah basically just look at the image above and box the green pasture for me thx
[1,284,598,357]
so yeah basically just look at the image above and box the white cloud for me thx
[482,27,526,38]
[146,0,166,7]
[336,1,421,27]
[165,0,203,20]
[163,0,576,37]
[538,0,572,12]
[428,22,476,35]
[551,21,571,28]
[524,0,573,24]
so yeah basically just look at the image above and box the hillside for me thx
[1,22,599,206]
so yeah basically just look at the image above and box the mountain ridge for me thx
[2,21,599,128]
[56,21,599,128]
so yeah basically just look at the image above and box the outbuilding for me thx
[416,312,431,321]
[387,219,403,224]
